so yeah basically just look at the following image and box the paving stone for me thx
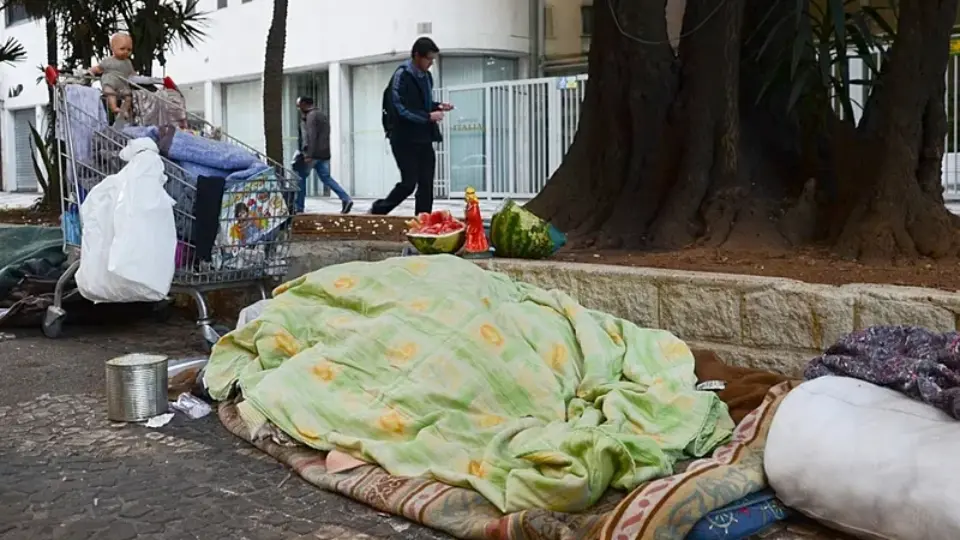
[100,521,138,540]
[0,320,451,540]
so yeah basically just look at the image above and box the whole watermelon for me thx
[490,199,565,259]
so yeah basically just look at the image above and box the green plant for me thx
[753,0,898,124]
[27,119,61,210]
[0,36,26,65]
[121,0,208,75]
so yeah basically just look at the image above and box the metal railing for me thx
[433,74,588,199]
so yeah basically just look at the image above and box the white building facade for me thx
[0,0,535,196]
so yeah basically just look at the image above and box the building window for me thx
[217,0,227,7]
[580,4,593,37]
[5,4,30,27]
[544,5,555,39]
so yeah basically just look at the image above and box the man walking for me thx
[293,96,353,214]
[371,37,453,216]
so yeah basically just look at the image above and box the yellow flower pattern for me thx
[468,459,486,478]
[328,315,353,328]
[386,342,419,367]
[408,299,430,313]
[479,324,504,347]
[333,276,357,291]
[546,344,568,371]
[312,360,339,382]
[659,339,691,360]
[606,324,624,346]
[378,409,407,435]
[274,330,302,357]
[476,414,505,429]
[406,260,428,275]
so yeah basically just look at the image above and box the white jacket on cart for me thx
[76,137,177,303]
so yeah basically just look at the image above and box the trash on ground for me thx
[169,392,211,419]
[143,412,174,428]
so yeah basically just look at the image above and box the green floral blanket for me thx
[204,255,733,513]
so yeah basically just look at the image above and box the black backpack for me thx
[381,67,402,138]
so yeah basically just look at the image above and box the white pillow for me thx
[764,376,960,540]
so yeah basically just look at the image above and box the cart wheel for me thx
[202,324,232,354]
[42,315,65,339]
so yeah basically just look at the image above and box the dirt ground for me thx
[292,213,410,242]
[6,209,960,291]
[0,206,60,227]
[293,215,960,291]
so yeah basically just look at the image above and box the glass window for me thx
[217,0,228,8]
[5,4,30,26]
[580,4,594,36]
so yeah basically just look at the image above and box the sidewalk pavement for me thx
[0,192,517,217]
[0,317,450,540]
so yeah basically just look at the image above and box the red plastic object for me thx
[162,76,178,90]
[43,65,58,86]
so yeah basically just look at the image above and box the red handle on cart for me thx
[44,65,58,86]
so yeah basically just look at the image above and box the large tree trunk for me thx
[832,0,960,260]
[262,0,288,164]
[529,0,960,261]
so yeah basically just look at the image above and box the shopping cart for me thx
[42,67,299,350]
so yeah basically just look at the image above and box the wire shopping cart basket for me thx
[42,66,299,350]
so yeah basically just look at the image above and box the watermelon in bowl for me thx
[406,210,467,254]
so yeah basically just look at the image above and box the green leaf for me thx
[787,69,811,113]
[0,36,26,65]
[862,6,896,39]
[27,122,52,192]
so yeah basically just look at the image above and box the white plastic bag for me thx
[76,137,177,303]
[236,299,272,329]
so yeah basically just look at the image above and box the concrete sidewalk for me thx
[0,318,450,540]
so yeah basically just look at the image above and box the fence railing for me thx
[433,55,960,201]
[433,74,587,199]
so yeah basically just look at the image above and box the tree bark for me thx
[262,0,288,164]
[529,0,960,261]
[832,0,960,260]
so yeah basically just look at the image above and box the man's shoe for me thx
[341,200,354,214]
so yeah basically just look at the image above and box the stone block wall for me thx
[480,259,960,376]
[281,239,960,376]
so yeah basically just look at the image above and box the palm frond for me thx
[0,36,26,65]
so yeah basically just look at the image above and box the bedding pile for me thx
[205,254,735,513]
[205,253,960,539]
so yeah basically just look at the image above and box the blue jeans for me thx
[294,159,351,212]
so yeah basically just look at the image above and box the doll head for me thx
[110,32,133,61]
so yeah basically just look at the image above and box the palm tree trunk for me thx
[42,16,61,210]
[262,0,288,164]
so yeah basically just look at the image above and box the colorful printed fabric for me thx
[217,171,289,248]
[687,489,790,539]
[205,255,734,514]
[805,326,960,419]
[217,381,800,539]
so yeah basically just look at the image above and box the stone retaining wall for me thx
[286,239,960,376]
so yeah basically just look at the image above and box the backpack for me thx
[381,66,404,138]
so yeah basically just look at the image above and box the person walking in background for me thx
[293,96,353,214]
[371,37,453,216]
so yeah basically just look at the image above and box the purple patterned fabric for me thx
[805,326,960,419]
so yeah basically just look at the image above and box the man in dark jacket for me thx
[293,96,353,214]
[371,37,452,215]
